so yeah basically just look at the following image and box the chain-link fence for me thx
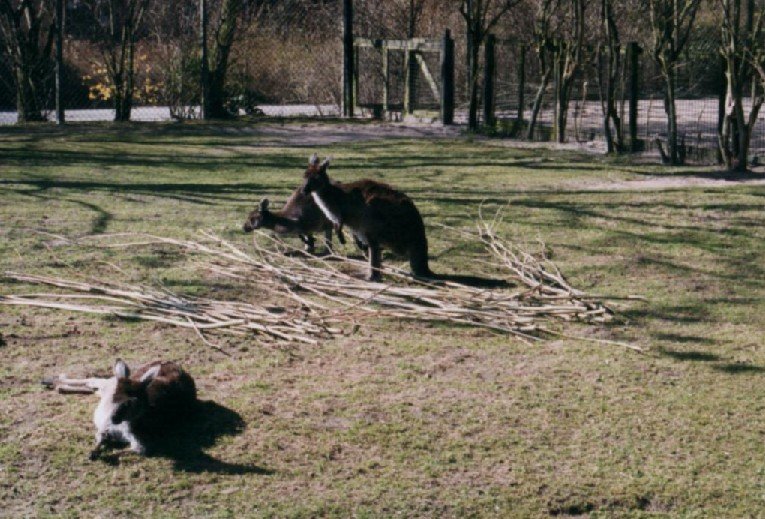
[2,2,763,163]
[486,27,757,160]
[0,0,345,124]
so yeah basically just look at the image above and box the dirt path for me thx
[222,122,462,146]
[567,173,765,191]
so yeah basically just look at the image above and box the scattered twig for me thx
[0,213,639,352]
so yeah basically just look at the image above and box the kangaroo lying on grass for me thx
[43,359,197,459]
[243,160,346,253]
[300,154,433,281]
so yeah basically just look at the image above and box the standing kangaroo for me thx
[300,154,432,281]
[243,159,345,253]
[44,359,197,459]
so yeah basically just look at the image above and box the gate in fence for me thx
[352,31,454,123]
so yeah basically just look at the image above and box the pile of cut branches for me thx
[1,216,640,352]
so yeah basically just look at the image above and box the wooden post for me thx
[200,0,209,119]
[342,0,354,117]
[54,0,64,124]
[517,43,526,125]
[483,34,496,127]
[440,29,454,125]
[717,55,726,164]
[353,44,360,114]
[404,43,417,114]
[627,41,640,152]
[553,41,561,140]
[382,45,389,115]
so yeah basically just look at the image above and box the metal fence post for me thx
[382,44,389,115]
[342,0,354,117]
[200,0,209,119]
[627,41,641,152]
[717,55,726,164]
[404,43,417,114]
[55,0,64,124]
[517,43,526,126]
[553,40,561,140]
[482,34,496,128]
[440,29,454,125]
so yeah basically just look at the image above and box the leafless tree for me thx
[718,0,765,171]
[596,0,623,152]
[87,0,151,121]
[644,0,702,164]
[205,0,244,118]
[526,0,559,139]
[0,0,54,122]
[553,0,587,143]
[459,0,520,130]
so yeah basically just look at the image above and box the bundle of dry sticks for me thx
[1,218,641,352]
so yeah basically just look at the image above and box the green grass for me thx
[2,121,765,517]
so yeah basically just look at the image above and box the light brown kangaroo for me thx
[243,156,346,253]
[300,154,432,281]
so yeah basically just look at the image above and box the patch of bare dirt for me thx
[569,172,765,191]
[218,122,462,146]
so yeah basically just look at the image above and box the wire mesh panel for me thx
[0,0,762,163]
[0,0,344,124]
[413,49,442,111]
[353,38,443,117]
[638,29,724,156]
[355,44,384,108]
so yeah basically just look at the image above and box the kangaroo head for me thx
[301,154,331,196]
[243,198,271,233]
[110,359,160,425]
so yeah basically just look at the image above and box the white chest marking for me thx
[311,192,342,227]
[92,377,131,443]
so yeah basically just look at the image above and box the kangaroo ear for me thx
[139,365,162,384]
[259,198,269,211]
[114,359,130,379]
[308,153,320,166]
[320,156,332,172]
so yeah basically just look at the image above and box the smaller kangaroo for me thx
[43,359,197,459]
[243,164,346,253]
[300,154,432,281]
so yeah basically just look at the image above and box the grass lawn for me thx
[1,122,765,517]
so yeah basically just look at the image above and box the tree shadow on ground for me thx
[657,347,720,362]
[657,347,765,375]
[626,167,765,181]
[98,400,272,475]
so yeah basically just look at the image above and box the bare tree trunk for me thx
[0,1,54,123]
[718,0,764,172]
[597,0,623,153]
[554,0,585,143]
[663,62,680,164]
[206,0,243,118]
[460,0,519,131]
[14,60,44,122]
[467,28,480,130]
[526,66,551,140]
[647,0,700,165]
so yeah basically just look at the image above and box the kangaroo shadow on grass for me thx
[99,400,272,475]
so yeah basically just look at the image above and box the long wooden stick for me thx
[1,214,638,351]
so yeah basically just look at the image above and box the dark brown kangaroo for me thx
[243,179,345,254]
[300,155,432,281]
